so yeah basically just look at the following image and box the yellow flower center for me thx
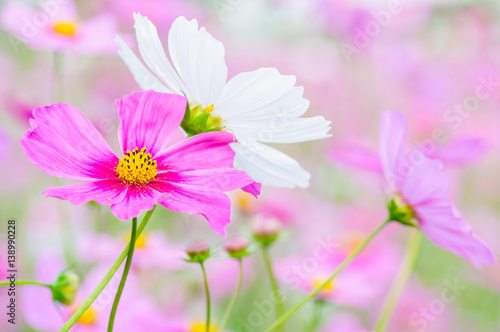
[191,321,217,332]
[74,306,96,325]
[116,147,157,183]
[205,104,215,113]
[53,22,77,36]
[312,277,335,294]
[124,233,147,249]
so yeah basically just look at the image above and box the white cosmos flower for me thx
[116,14,331,188]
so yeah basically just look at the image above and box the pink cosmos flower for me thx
[20,90,256,235]
[1,0,120,54]
[380,111,495,268]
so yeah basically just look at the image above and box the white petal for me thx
[231,141,310,188]
[133,13,186,95]
[226,116,331,143]
[168,16,227,107]
[115,36,169,92]
[215,68,308,120]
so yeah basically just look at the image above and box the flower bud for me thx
[387,194,418,227]
[51,269,80,305]
[224,237,252,259]
[252,216,282,247]
[185,239,211,263]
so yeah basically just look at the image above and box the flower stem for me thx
[219,258,243,331]
[200,262,211,332]
[59,207,156,332]
[374,228,421,332]
[107,217,137,332]
[263,219,390,332]
[262,247,285,331]
[0,280,50,287]
[307,300,325,332]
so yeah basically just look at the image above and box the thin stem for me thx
[307,300,324,332]
[262,247,285,331]
[263,220,390,332]
[60,207,156,332]
[374,228,421,332]
[200,262,211,332]
[219,258,243,331]
[107,217,137,332]
[0,280,50,287]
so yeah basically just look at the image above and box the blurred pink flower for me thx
[0,126,11,163]
[330,135,490,172]
[20,90,255,235]
[80,231,185,270]
[1,0,120,54]
[21,254,169,331]
[380,111,495,268]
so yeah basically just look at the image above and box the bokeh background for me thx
[1,0,500,331]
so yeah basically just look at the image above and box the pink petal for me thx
[117,90,187,158]
[430,136,490,167]
[110,183,164,220]
[242,181,262,198]
[75,14,121,55]
[328,143,382,174]
[20,103,119,181]
[157,169,254,192]
[157,131,237,172]
[414,199,496,268]
[44,179,127,205]
[379,111,407,189]
[149,179,232,236]
[402,155,449,205]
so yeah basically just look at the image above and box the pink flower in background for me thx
[380,111,495,268]
[1,0,120,54]
[330,135,490,172]
[80,231,185,270]
[21,255,169,331]
[20,90,255,235]
[0,126,11,163]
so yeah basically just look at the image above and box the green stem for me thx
[374,228,421,332]
[59,207,156,332]
[262,247,285,331]
[107,217,137,332]
[307,300,324,332]
[219,258,243,331]
[0,280,50,287]
[263,219,390,332]
[200,262,211,332]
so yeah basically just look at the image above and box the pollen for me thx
[191,321,217,332]
[312,277,335,294]
[205,104,215,113]
[124,233,147,249]
[53,22,77,36]
[74,306,96,325]
[116,147,157,183]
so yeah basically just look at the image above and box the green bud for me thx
[387,195,418,227]
[180,102,223,137]
[185,239,211,264]
[252,217,282,248]
[224,237,253,259]
[50,269,80,305]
